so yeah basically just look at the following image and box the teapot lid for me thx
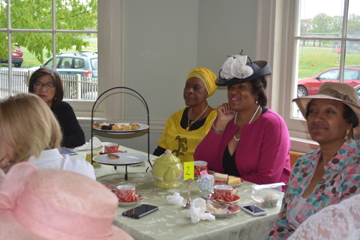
[156,150,181,163]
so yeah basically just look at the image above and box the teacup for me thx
[105,143,119,154]
[117,185,137,202]
[197,174,214,193]
[194,161,208,178]
[213,185,238,202]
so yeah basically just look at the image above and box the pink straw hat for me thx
[0,162,133,240]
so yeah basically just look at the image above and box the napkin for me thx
[166,192,184,205]
[73,137,103,151]
[187,198,215,223]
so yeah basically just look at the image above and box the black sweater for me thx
[51,102,85,148]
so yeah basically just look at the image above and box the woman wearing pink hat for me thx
[0,162,133,240]
[0,93,95,179]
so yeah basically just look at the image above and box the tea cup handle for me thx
[233,188,238,195]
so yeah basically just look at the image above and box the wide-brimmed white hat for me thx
[0,162,133,240]
[293,82,360,124]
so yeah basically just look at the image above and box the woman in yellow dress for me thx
[153,67,217,162]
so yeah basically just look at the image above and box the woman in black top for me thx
[28,67,85,148]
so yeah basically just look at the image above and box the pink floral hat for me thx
[0,162,133,240]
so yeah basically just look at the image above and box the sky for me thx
[300,0,360,19]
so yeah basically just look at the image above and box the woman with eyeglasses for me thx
[28,67,85,148]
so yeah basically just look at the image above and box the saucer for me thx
[209,204,241,217]
[208,194,240,204]
[118,195,144,206]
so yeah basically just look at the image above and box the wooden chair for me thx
[290,151,304,168]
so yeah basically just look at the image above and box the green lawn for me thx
[298,46,360,79]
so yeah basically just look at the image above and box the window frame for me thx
[257,0,358,152]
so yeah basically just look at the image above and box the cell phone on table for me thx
[60,147,77,155]
[240,204,267,216]
[122,204,159,219]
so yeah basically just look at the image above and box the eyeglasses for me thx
[33,82,56,89]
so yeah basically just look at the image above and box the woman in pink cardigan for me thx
[194,53,291,190]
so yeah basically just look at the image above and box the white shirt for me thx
[28,149,96,180]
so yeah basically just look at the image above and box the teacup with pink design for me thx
[117,185,137,202]
[212,185,239,202]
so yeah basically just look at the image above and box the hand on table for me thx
[215,103,236,132]
[0,149,13,173]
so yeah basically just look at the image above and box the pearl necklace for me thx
[186,105,209,131]
[233,105,261,141]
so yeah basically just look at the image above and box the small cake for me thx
[130,123,141,130]
[108,153,120,159]
[214,173,228,182]
[92,122,100,129]
[122,124,131,130]
[112,124,122,131]
[264,193,279,207]
[228,176,241,185]
[99,122,107,128]
[101,125,112,130]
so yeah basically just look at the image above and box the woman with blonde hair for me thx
[0,93,95,179]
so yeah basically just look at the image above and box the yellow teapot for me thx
[152,150,182,188]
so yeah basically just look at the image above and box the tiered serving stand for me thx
[90,86,152,180]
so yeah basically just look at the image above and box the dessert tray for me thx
[93,122,149,134]
[93,153,147,166]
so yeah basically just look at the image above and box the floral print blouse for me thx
[267,138,360,240]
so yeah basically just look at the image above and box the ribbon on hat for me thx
[220,55,253,80]
[187,67,217,97]
[318,88,358,105]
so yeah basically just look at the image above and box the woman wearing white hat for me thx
[194,53,291,190]
[268,82,360,240]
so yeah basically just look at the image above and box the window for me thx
[257,0,360,152]
[0,0,97,102]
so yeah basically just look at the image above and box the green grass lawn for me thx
[298,46,360,79]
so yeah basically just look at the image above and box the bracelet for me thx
[212,123,225,132]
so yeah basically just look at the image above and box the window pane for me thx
[0,1,7,28]
[11,0,52,29]
[299,0,344,37]
[348,1,360,38]
[56,0,97,30]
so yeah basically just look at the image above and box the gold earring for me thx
[345,129,350,140]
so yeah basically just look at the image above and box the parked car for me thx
[0,43,23,67]
[29,51,98,80]
[297,66,360,97]
[355,85,360,104]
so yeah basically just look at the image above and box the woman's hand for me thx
[0,150,13,173]
[215,103,236,131]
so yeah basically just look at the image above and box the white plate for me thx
[93,153,147,166]
[93,123,149,134]
[208,204,241,217]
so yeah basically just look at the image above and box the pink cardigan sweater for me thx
[194,108,291,190]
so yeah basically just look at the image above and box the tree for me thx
[311,13,334,47]
[0,0,97,66]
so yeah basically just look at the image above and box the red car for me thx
[0,43,23,67]
[297,66,360,97]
